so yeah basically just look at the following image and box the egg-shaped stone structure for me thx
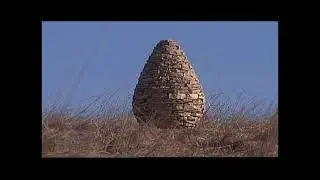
[132,39,205,129]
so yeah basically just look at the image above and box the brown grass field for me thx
[42,93,278,157]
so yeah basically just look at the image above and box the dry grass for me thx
[42,111,278,157]
[42,81,278,157]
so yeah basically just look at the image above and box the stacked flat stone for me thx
[132,39,205,129]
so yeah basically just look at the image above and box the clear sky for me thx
[42,21,278,111]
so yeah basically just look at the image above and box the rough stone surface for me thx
[132,39,205,129]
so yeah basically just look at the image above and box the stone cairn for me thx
[132,39,205,129]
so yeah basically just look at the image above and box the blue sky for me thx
[42,21,278,111]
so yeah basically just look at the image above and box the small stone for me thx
[183,104,195,111]
[177,93,186,99]
[189,94,198,99]
[198,93,205,99]
[194,113,202,117]
[176,104,183,110]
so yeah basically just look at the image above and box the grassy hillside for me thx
[42,93,278,157]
